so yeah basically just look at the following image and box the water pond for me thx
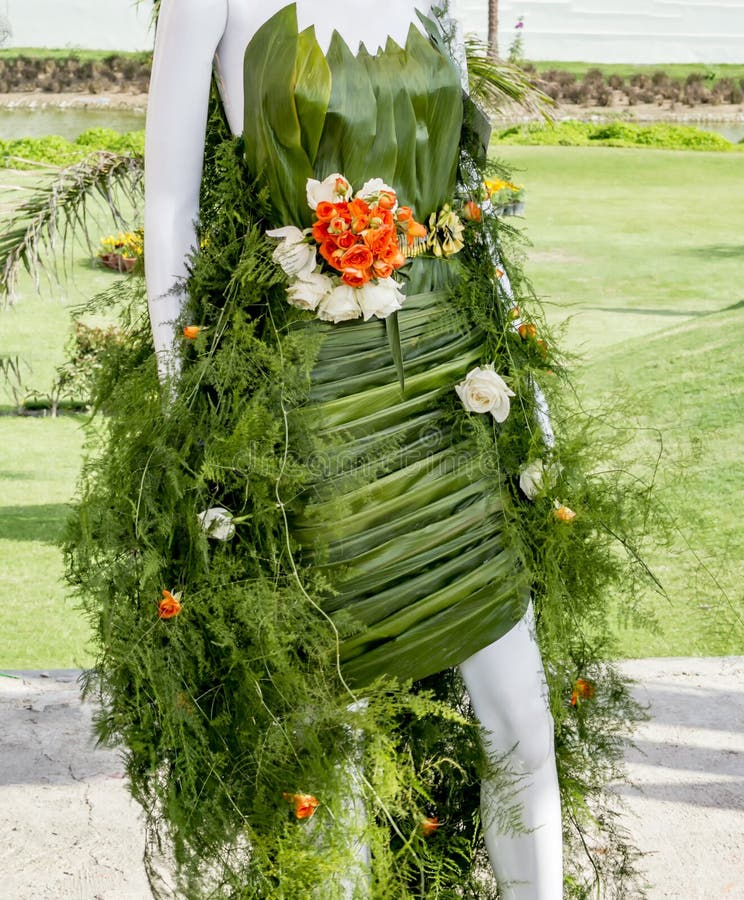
[0,106,741,145]
[0,106,145,141]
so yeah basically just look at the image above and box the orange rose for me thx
[334,231,358,250]
[182,326,200,340]
[376,190,397,211]
[348,197,370,219]
[315,201,338,222]
[380,243,406,269]
[363,225,395,255]
[328,215,349,234]
[283,792,319,820]
[351,214,369,234]
[518,322,537,340]
[320,240,345,270]
[372,260,394,279]
[396,206,413,222]
[571,678,595,706]
[340,245,374,271]
[158,589,182,619]
[463,201,482,222]
[341,266,372,288]
[312,221,330,243]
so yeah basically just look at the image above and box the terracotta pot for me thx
[99,252,137,273]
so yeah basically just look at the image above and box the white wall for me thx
[454,0,744,63]
[3,1,743,63]
[3,0,154,52]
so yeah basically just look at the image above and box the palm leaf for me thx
[464,37,554,120]
[0,150,143,304]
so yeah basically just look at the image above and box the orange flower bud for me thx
[158,589,182,619]
[420,816,439,837]
[283,792,319,820]
[518,322,537,340]
[571,678,595,706]
[536,339,549,358]
[406,220,428,246]
[508,304,520,319]
[495,268,505,280]
[553,504,576,523]
[377,190,397,211]
[183,326,200,340]
[463,201,482,222]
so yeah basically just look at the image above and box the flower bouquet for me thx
[267,174,429,324]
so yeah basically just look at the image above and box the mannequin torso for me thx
[214,0,432,135]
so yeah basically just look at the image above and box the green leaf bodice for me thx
[242,4,463,228]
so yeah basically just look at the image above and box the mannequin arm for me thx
[144,0,227,381]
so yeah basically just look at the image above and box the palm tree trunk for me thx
[488,0,499,58]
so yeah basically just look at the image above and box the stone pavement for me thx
[1,658,742,899]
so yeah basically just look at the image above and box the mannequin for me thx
[144,1,563,896]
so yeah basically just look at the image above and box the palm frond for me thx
[465,38,554,120]
[0,150,144,304]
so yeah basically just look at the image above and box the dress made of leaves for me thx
[67,6,653,897]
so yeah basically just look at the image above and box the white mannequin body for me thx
[144,2,563,896]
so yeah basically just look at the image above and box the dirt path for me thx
[0,92,148,113]
[1,658,742,899]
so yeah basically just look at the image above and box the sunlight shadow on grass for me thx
[682,244,744,259]
[0,504,70,543]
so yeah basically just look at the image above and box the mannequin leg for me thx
[459,603,563,899]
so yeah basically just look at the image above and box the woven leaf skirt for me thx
[290,287,530,686]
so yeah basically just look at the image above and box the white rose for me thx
[196,507,235,541]
[306,173,352,210]
[317,284,362,323]
[356,178,398,211]
[287,272,333,311]
[266,226,316,279]
[455,364,515,423]
[519,459,545,500]
[356,279,405,321]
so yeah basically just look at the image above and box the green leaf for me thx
[385,309,405,396]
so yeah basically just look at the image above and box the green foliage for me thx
[53,320,127,406]
[495,120,741,152]
[0,129,144,169]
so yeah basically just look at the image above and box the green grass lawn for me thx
[1,180,129,669]
[494,144,744,657]
[528,60,744,81]
[1,144,743,666]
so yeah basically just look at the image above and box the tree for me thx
[488,0,499,58]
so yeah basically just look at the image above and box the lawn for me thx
[1,143,742,667]
[1,173,129,669]
[494,144,744,656]
[528,60,744,81]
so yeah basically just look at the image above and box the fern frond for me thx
[465,38,554,120]
[0,150,144,304]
